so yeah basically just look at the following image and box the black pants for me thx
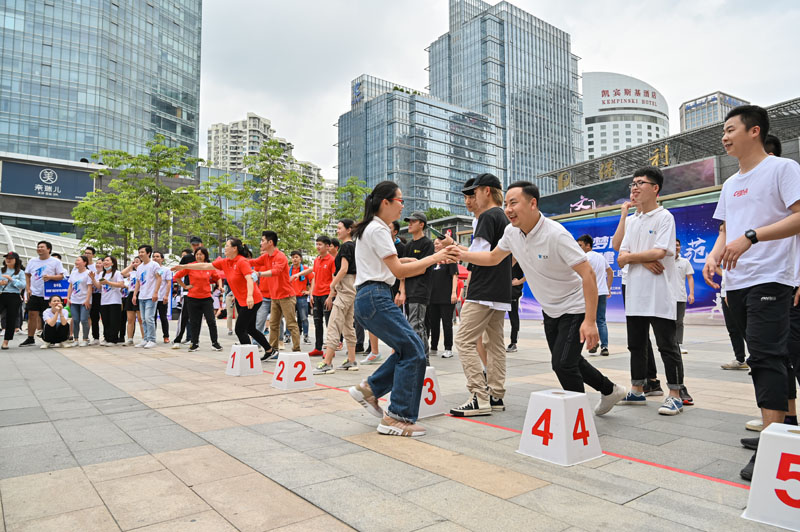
[174,297,191,343]
[155,301,170,339]
[626,315,683,390]
[428,303,455,351]
[235,301,270,350]
[509,297,520,344]
[187,297,219,346]
[100,304,121,343]
[355,318,365,346]
[43,323,69,344]
[622,284,658,380]
[543,311,614,395]
[721,296,746,362]
[0,293,21,341]
[312,294,331,350]
[727,282,792,411]
[90,293,102,340]
[118,303,126,342]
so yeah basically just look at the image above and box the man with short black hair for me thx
[704,106,800,479]
[20,241,65,346]
[84,246,102,345]
[309,235,334,356]
[189,237,202,254]
[402,211,435,363]
[132,244,161,349]
[152,251,172,344]
[577,234,613,357]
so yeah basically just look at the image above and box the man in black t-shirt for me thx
[401,212,435,363]
[447,173,513,416]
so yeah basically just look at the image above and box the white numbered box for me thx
[271,352,316,390]
[742,423,800,530]
[387,366,446,419]
[225,344,263,377]
[517,389,603,466]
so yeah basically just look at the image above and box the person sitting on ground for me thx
[41,295,70,348]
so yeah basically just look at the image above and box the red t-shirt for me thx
[249,253,271,298]
[290,265,313,297]
[312,254,335,296]
[174,269,220,299]
[266,249,294,300]
[212,255,262,306]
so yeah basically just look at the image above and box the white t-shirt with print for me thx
[713,156,800,291]
[355,218,398,288]
[100,271,124,305]
[620,206,677,320]
[674,256,694,303]
[497,215,588,318]
[25,257,66,297]
[136,260,161,299]
[586,250,611,297]
[68,269,92,305]
[157,267,173,300]
[43,308,69,324]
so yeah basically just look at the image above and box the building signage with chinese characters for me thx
[600,88,659,107]
[0,161,94,201]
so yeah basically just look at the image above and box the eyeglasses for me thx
[629,180,656,189]
[391,198,405,205]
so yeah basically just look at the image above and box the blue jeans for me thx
[70,303,90,340]
[296,296,309,336]
[355,282,426,423]
[139,298,157,343]
[596,295,608,348]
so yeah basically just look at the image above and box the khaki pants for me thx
[269,297,300,350]
[454,301,506,402]
[326,275,357,349]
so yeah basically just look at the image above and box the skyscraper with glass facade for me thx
[0,0,202,161]
[338,74,504,215]
[429,0,582,195]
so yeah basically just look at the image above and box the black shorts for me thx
[26,295,48,312]
[124,293,139,312]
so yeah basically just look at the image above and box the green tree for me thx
[178,173,243,255]
[424,207,452,221]
[335,176,370,220]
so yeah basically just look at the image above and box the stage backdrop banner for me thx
[518,201,720,322]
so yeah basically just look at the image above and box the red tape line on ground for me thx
[255,364,749,490]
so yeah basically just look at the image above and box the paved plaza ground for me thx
[0,319,788,531]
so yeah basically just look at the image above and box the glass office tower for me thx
[429,0,582,194]
[338,75,504,216]
[0,0,202,161]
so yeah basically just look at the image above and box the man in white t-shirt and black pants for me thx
[703,105,800,480]
[20,241,65,347]
[455,181,626,415]
[577,235,613,357]
[673,240,694,356]
[617,166,686,415]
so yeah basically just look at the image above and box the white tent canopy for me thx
[0,222,82,271]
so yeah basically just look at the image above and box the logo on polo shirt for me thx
[761,296,776,302]
[734,188,748,198]
[537,254,549,260]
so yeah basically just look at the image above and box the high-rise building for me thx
[582,72,669,160]
[428,0,582,194]
[337,74,504,215]
[207,113,293,173]
[0,1,202,161]
[680,91,749,132]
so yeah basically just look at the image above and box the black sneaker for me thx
[679,385,693,406]
[741,436,759,451]
[588,345,598,354]
[642,379,664,397]
[740,452,756,481]
[188,344,199,352]
[490,396,505,411]
[450,394,492,417]
[260,348,275,361]
[211,343,223,352]
[600,347,609,356]
[506,343,517,353]
[19,337,36,347]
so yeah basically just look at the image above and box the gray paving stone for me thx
[54,415,134,451]
[91,397,148,414]
[199,426,286,456]
[310,441,365,459]
[0,396,40,411]
[72,442,150,466]
[660,437,753,465]
[45,406,103,421]
[404,480,567,532]
[109,409,174,432]
[295,476,446,532]
[0,384,34,399]
[31,387,82,400]
[126,423,205,453]
[325,450,446,494]
[510,484,691,532]
[239,447,350,489]
[270,427,346,452]
[598,434,720,471]
[39,396,95,412]
[694,458,751,483]
[293,413,376,437]
[414,523,472,532]
[0,441,77,479]
[0,407,49,427]
[0,422,61,448]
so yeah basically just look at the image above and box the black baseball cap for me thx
[404,211,427,224]
[461,173,501,193]
[189,236,203,244]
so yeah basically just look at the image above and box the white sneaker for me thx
[745,419,764,432]
[78,341,89,347]
[595,384,627,416]
[40,343,50,349]
[90,339,100,346]
[99,340,109,346]
[67,341,78,348]
[441,350,453,358]
[143,341,157,349]
[679,344,688,354]
[124,339,134,346]
[135,341,147,348]
[55,343,65,348]
[171,343,182,350]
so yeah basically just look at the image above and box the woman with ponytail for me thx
[348,181,456,437]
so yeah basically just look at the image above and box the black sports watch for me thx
[745,229,758,244]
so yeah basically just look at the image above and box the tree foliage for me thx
[424,207,452,221]
[335,176,370,221]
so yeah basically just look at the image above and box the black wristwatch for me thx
[745,229,758,244]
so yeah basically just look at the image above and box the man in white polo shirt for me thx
[577,234,613,357]
[455,181,626,416]
[702,105,800,480]
[617,166,685,416]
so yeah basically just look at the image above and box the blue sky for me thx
[200,0,800,181]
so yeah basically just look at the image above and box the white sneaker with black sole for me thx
[450,394,492,417]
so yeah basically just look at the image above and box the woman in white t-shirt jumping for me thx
[348,180,455,437]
